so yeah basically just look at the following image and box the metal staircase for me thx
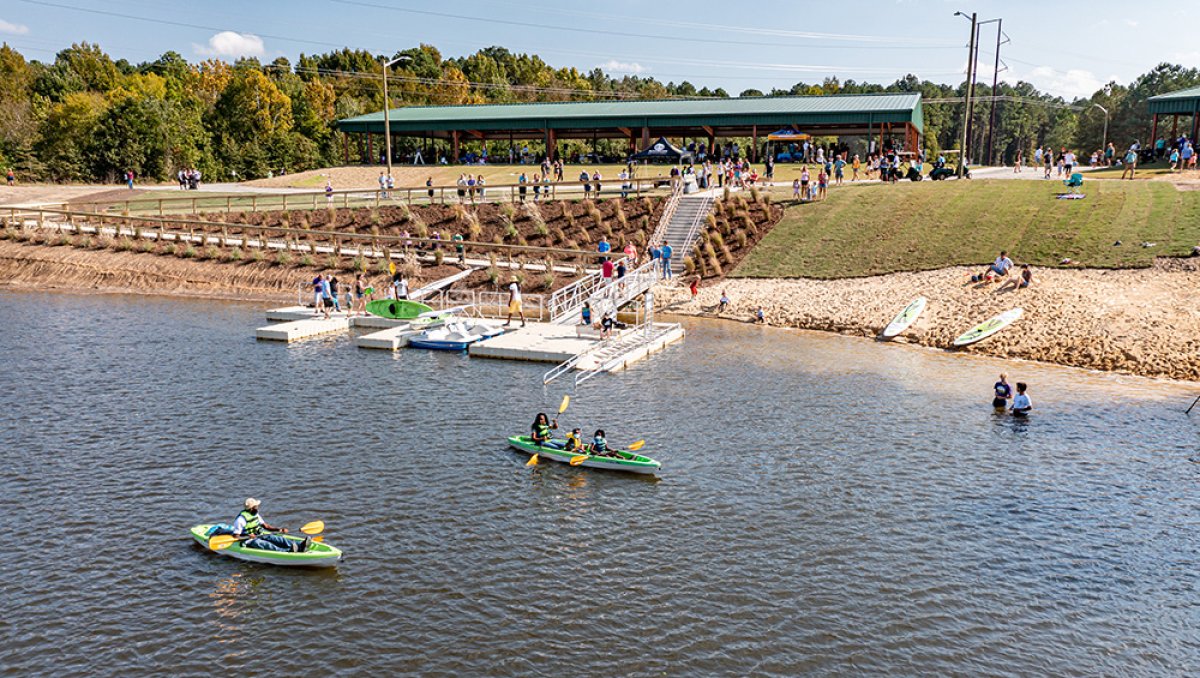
[649,192,715,275]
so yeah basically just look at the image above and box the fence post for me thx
[252,196,257,213]
[283,194,288,211]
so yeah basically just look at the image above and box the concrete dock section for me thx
[256,317,351,342]
[469,322,600,363]
[356,324,420,350]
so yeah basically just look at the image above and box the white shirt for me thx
[994,256,1013,272]
[1064,152,1076,165]
[394,278,408,296]
[1012,394,1031,410]
[508,282,521,302]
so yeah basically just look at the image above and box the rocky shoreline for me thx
[658,261,1200,382]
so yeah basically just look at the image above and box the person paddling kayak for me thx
[234,498,310,553]
[531,413,563,449]
[992,373,1013,409]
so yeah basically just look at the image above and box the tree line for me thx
[0,41,1196,183]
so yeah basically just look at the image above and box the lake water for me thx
[3,291,1199,676]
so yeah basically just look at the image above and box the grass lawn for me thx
[733,179,1200,279]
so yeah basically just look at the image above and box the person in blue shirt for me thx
[587,429,614,457]
[597,236,611,265]
[992,373,1012,409]
[833,155,846,185]
[581,301,592,326]
[660,240,673,280]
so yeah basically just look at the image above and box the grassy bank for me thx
[733,179,1200,279]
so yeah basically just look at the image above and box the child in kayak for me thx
[1011,382,1032,417]
[564,428,584,453]
[531,413,563,448]
[587,429,616,457]
[233,498,309,553]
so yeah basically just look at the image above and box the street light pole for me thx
[381,55,412,179]
[955,11,978,178]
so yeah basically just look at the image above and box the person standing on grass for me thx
[851,154,861,181]
[125,170,135,190]
[1043,151,1052,179]
[1063,149,1075,177]
[834,154,845,185]
[386,173,394,198]
[504,276,526,327]
[1121,147,1137,180]
[1181,141,1193,172]
[800,167,810,200]
[1014,150,1023,173]
[817,169,828,199]
[378,171,387,198]
[1104,142,1115,167]
[792,178,801,200]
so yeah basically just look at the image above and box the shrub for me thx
[493,234,504,245]
[398,203,413,223]
[708,255,723,277]
[564,209,576,228]
[226,247,244,262]
[639,216,649,231]
[136,238,153,252]
[410,212,427,233]
[541,272,555,290]
[374,257,390,274]
[434,249,444,266]
[502,216,519,241]
[722,186,730,201]
[589,208,604,229]
[351,255,367,272]
[683,256,695,275]
[721,243,733,263]
[696,254,707,277]
[298,253,314,267]
[749,186,760,203]
[251,248,265,263]
[325,253,339,270]
[76,236,93,249]
[279,210,291,228]
[486,267,500,285]
[95,235,115,250]
[743,215,757,235]
[641,197,653,213]
[414,221,429,239]
[276,250,293,266]
[181,245,197,258]
[550,227,566,243]
[705,214,718,231]
[735,230,748,248]
[565,239,578,249]
[0,227,12,240]
[576,227,591,244]
[204,245,221,260]
[704,242,718,261]
[710,231,725,250]
[500,202,517,220]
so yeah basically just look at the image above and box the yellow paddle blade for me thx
[388,261,396,275]
[208,534,238,551]
[628,440,645,451]
[558,395,570,414]
[526,454,539,466]
[313,536,324,543]
[300,520,325,535]
[569,455,589,466]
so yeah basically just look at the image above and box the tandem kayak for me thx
[189,524,343,568]
[507,435,661,474]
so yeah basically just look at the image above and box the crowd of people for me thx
[970,249,1034,291]
[176,168,203,190]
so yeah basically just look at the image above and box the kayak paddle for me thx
[569,455,589,466]
[628,440,645,451]
[526,454,539,466]
[529,395,571,467]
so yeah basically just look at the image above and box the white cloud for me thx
[193,31,265,59]
[599,60,646,74]
[0,18,30,35]
[1018,65,1117,101]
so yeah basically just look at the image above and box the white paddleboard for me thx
[882,296,927,338]
[952,308,1024,347]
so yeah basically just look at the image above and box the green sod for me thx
[733,179,1200,279]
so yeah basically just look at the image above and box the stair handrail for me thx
[648,182,685,247]
[669,195,714,271]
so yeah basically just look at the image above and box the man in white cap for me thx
[233,498,309,553]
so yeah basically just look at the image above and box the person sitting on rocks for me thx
[718,290,730,314]
[972,250,1014,283]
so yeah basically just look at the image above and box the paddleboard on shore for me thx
[882,296,927,338]
[366,299,434,320]
[952,308,1023,347]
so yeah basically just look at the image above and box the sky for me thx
[0,0,1195,100]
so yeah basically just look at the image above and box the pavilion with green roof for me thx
[335,93,924,164]
[1147,86,1200,144]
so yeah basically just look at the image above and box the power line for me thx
[329,0,961,51]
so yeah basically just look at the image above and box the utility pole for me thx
[381,55,412,179]
[985,20,1008,166]
[955,11,978,178]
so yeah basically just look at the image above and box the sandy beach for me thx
[659,261,1200,382]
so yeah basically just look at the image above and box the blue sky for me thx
[0,0,1193,99]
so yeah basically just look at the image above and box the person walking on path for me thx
[504,276,526,327]
[1121,147,1138,180]
[325,180,334,204]
[660,240,673,280]
[319,274,333,320]
[5,168,15,186]
[125,170,135,190]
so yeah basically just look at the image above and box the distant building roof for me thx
[337,93,923,135]
[1148,86,1200,115]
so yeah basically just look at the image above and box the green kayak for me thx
[190,524,342,568]
[508,435,661,474]
[366,299,433,320]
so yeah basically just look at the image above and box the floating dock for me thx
[469,323,601,363]
[255,317,351,342]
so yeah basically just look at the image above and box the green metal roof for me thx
[1148,86,1200,115]
[337,93,923,134]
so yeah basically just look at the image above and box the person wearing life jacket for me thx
[234,498,309,553]
[587,429,613,457]
[563,428,583,453]
[531,413,563,449]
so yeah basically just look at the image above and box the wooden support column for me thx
[1151,114,1159,154]
[342,134,349,164]
[751,125,758,163]
[366,133,373,164]
[704,126,715,158]
[641,126,650,147]
[451,130,460,163]
[1191,108,1199,149]
[1172,113,1179,140]
[546,128,557,161]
